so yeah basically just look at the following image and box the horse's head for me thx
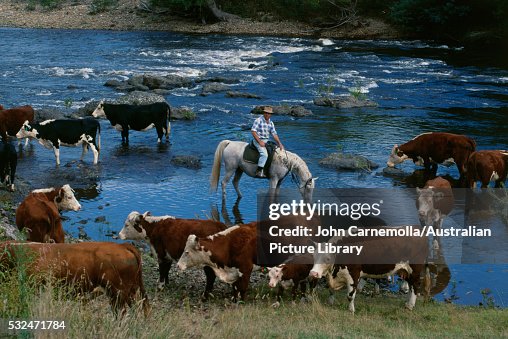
[300,177,317,203]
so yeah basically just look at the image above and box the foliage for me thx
[63,98,73,109]
[89,0,118,14]
[317,66,337,99]
[182,109,196,120]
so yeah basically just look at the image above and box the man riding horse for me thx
[251,106,284,178]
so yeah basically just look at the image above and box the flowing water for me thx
[1,27,507,307]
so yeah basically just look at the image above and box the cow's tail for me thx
[210,140,231,192]
[122,243,151,317]
[165,102,171,140]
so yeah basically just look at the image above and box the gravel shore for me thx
[0,0,400,39]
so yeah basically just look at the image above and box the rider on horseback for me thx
[251,106,284,178]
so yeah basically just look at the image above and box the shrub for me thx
[89,0,118,14]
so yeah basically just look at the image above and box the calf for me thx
[0,105,34,143]
[387,132,476,177]
[16,118,100,165]
[466,150,508,188]
[16,184,81,243]
[309,231,428,313]
[0,143,17,191]
[0,241,150,316]
[118,211,226,297]
[177,223,257,301]
[92,101,170,144]
[268,254,316,301]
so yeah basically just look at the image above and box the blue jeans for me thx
[253,139,268,167]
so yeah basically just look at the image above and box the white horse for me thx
[210,140,316,201]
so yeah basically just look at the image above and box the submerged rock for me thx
[105,73,193,92]
[320,153,379,171]
[226,91,261,99]
[201,82,230,96]
[171,155,202,169]
[171,107,197,120]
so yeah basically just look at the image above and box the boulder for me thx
[34,107,67,122]
[314,96,378,109]
[201,83,230,96]
[195,76,240,84]
[319,153,379,171]
[226,91,261,99]
[171,107,197,120]
[251,105,313,117]
[104,73,193,92]
[115,91,167,105]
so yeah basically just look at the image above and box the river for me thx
[0,27,507,307]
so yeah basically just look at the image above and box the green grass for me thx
[1,262,507,338]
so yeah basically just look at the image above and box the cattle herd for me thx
[0,102,508,316]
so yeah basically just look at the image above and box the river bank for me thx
[0,0,401,39]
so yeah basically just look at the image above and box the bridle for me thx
[281,149,313,190]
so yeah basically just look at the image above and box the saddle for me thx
[243,141,277,173]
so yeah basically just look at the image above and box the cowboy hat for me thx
[262,106,273,114]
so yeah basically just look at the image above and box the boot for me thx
[255,167,266,178]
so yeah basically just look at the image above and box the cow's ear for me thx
[416,187,422,194]
[56,187,64,203]
[142,211,151,219]
[193,237,201,250]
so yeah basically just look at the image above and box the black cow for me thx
[0,143,17,191]
[92,101,171,144]
[16,118,100,166]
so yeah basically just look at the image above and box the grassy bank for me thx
[1,266,507,338]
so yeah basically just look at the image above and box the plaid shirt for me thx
[251,116,277,140]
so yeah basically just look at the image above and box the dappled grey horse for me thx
[210,140,316,201]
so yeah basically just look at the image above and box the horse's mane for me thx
[273,149,311,180]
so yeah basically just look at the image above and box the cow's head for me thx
[92,101,106,118]
[55,184,81,211]
[416,187,444,226]
[16,121,38,139]
[309,241,335,280]
[268,266,284,288]
[119,211,150,240]
[386,144,408,168]
[177,235,212,271]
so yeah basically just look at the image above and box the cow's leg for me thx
[232,168,243,198]
[203,266,216,300]
[347,271,360,313]
[53,146,60,166]
[156,126,163,143]
[405,266,421,310]
[89,143,99,165]
[81,143,88,161]
[233,270,251,302]
[8,153,16,192]
[158,258,172,290]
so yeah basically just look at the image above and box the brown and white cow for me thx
[177,223,257,301]
[309,231,428,313]
[0,241,150,316]
[416,176,454,255]
[268,254,317,302]
[0,105,35,143]
[387,132,476,177]
[16,185,81,243]
[118,211,226,297]
[465,150,508,188]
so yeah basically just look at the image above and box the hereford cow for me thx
[0,143,17,191]
[16,184,81,243]
[466,150,508,188]
[118,211,226,297]
[92,101,170,144]
[387,132,476,177]
[0,105,35,143]
[416,176,454,255]
[16,118,100,165]
[309,231,428,313]
[268,254,317,301]
[177,223,257,301]
[0,241,150,316]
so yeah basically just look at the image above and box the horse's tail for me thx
[210,140,231,192]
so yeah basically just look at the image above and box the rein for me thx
[281,150,312,190]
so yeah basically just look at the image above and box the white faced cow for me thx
[387,132,476,177]
[92,101,171,144]
[16,118,100,165]
[309,231,428,313]
[118,211,226,298]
